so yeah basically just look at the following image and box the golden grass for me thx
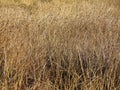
[0,0,37,6]
[0,0,120,6]
[0,0,120,90]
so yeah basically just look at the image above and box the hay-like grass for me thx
[0,0,120,90]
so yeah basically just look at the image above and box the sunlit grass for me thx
[0,0,120,90]
[0,0,120,6]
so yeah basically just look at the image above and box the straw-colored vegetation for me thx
[0,0,120,90]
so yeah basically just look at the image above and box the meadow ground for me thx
[0,0,120,90]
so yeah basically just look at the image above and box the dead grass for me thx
[0,0,120,90]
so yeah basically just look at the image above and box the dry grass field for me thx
[0,0,120,90]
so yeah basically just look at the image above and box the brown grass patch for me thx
[0,1,120,90]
